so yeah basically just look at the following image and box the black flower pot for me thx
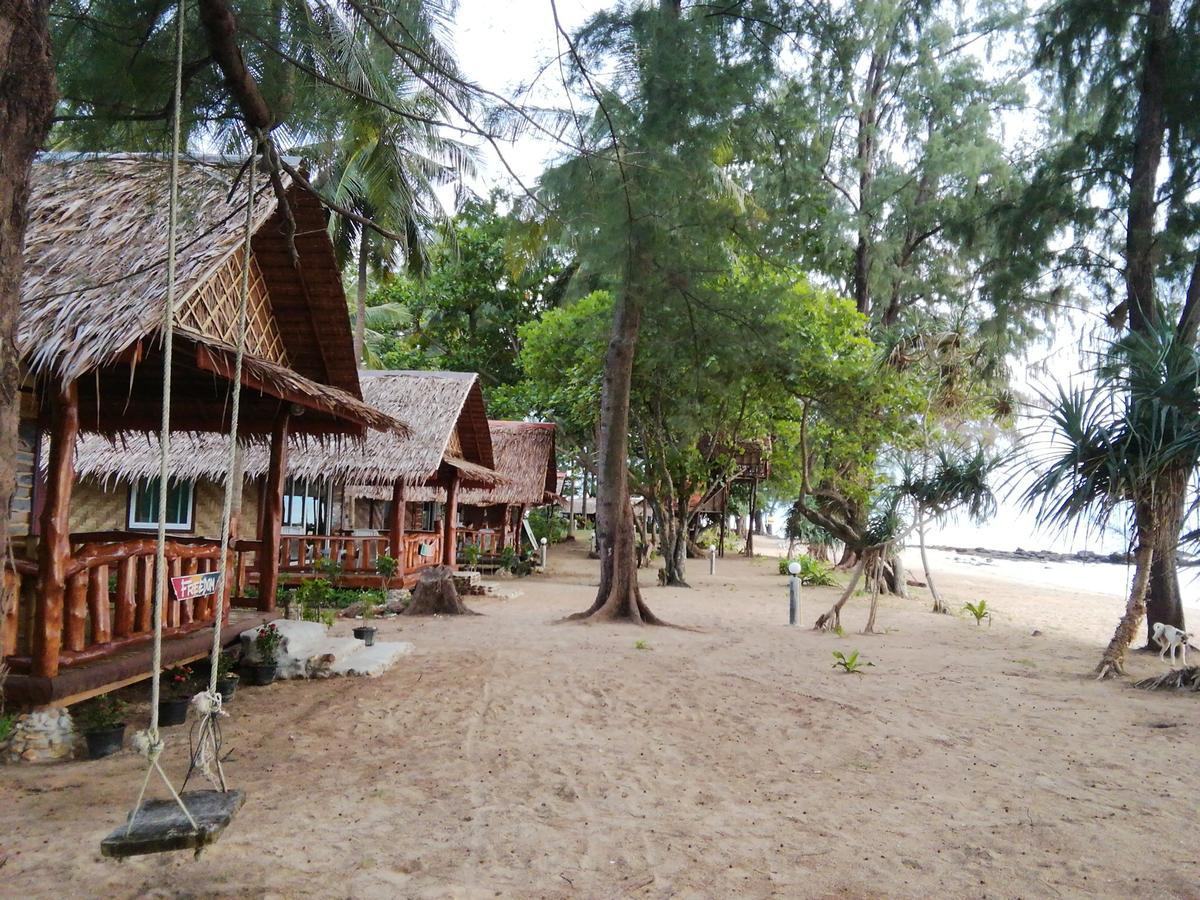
[85,724,126,759]
[157,697,189,727]
[216,676,239,702]
[352,626,376,647]
[243,663,277,686]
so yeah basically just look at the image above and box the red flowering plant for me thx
[162,663,196,699]
[254,622,283,665]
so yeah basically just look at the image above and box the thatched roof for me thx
[20,154,383,435]
[70,370,496,489]
[458,421,557,507]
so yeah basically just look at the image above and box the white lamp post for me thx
[540,536,548,568]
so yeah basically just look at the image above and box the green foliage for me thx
[215,652,238,681]
[695,526,743,555]
[0,712,17,743]
[75,694,127,731]
[293,577,333,613]
[527,508,566,544]
[634,639,650,651]
[831,650,874,674]
[462,543,482,570]
[962,600,992,627]
[313,556,344,584]
[364,195,569,396]
[375,555,398,585]
[779,556,837,586]
[498,546,518,573]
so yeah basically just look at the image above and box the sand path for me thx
[3,540,1199,898]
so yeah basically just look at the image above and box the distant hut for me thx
[4,155,397,706]
[455,421,558,558]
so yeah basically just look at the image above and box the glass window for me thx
[128,478,193,531]
[282,477,328,533]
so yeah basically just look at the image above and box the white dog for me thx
[1151,622,1193,668]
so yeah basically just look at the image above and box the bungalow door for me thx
[281,477,330,563]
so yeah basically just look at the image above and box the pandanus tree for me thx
[1022,325,1200,679]
[813,446,1000,633]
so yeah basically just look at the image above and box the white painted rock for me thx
[238,619,412,679]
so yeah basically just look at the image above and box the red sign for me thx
[170,571,221,601]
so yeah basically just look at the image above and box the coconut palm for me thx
[1022,324,1200,678]
[293,1,477,362]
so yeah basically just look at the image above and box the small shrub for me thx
[76,694,127,731]
[215,651,238,680]
[962,600,992,626]
[528,508,567,544]
[462,543,482,570]
[0,711,17,743]
[162,663,195,698]
[832,624,845,638]
[634,639,650,651]
[779,556,838,586]
[313,555,344,584]
[375,554,398,593]
[831,649,873,674]
[498,546,518,573]
[254,623,283,664]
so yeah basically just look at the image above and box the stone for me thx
[238,619,413,680]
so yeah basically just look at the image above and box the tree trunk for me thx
[1123,0,1169,333]
[660,499,689,587]
[862,551,884,634]
[570,265,662,624]
[918,518,947,613]
[354,226,368,362]
[0,0,55,582]
[814,554,868,632]
[1145,464,1187,642]
[1097,540,1154,679]
[403,565,477,616]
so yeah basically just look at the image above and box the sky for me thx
[444,1,1156,556]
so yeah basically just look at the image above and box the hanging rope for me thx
[185,149,257,794]
[128,0,197,835]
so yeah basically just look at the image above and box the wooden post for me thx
[34,381,79,678]
[442,468,460,567]
[389,479,407,577]
[718,490,728,560]
[568,466,577,536]
[257,411,290,612]
[87,564,111,644]
[745,477,757,558]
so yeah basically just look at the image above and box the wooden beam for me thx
[257,412,290,611]
[88,565,111,644]
[442,469,460,568]
[389,480,407,576]
[34,382,79,678]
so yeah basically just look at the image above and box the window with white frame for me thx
[128,477,194,531]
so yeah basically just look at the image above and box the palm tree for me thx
[1022,324,1200,678]
[294,1,476,362]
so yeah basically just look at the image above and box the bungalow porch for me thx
[3,156,399,707]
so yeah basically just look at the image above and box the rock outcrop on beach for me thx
[929,544,1198,567]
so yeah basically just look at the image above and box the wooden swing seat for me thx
[100,789,245,859]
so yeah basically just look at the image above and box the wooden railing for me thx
[456,529,501,556]
[4,537,229,673]
[402,532,441,573]
[278,534,391,575]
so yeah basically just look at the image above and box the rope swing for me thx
[101,0,250,857]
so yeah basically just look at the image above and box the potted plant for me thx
[76,695,127,759]
[214,651,239,702]
[353,598,377,647]
[157,664,194,726]
[245,622,282,686]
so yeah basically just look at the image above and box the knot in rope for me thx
[132,730,165,762]
[192,690,226,719]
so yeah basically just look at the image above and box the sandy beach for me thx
[3,539,1199,898]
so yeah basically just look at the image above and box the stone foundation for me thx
[2,707,77,764]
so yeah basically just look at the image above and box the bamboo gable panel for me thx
[177,248,288,367]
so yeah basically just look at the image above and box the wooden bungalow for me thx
[63,369,499,592]
[454,421,558,558]
[3,155,399,707]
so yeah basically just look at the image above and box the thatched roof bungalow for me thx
[62,370,500,590]
[5,154,399,706]
[454,421,557,557]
